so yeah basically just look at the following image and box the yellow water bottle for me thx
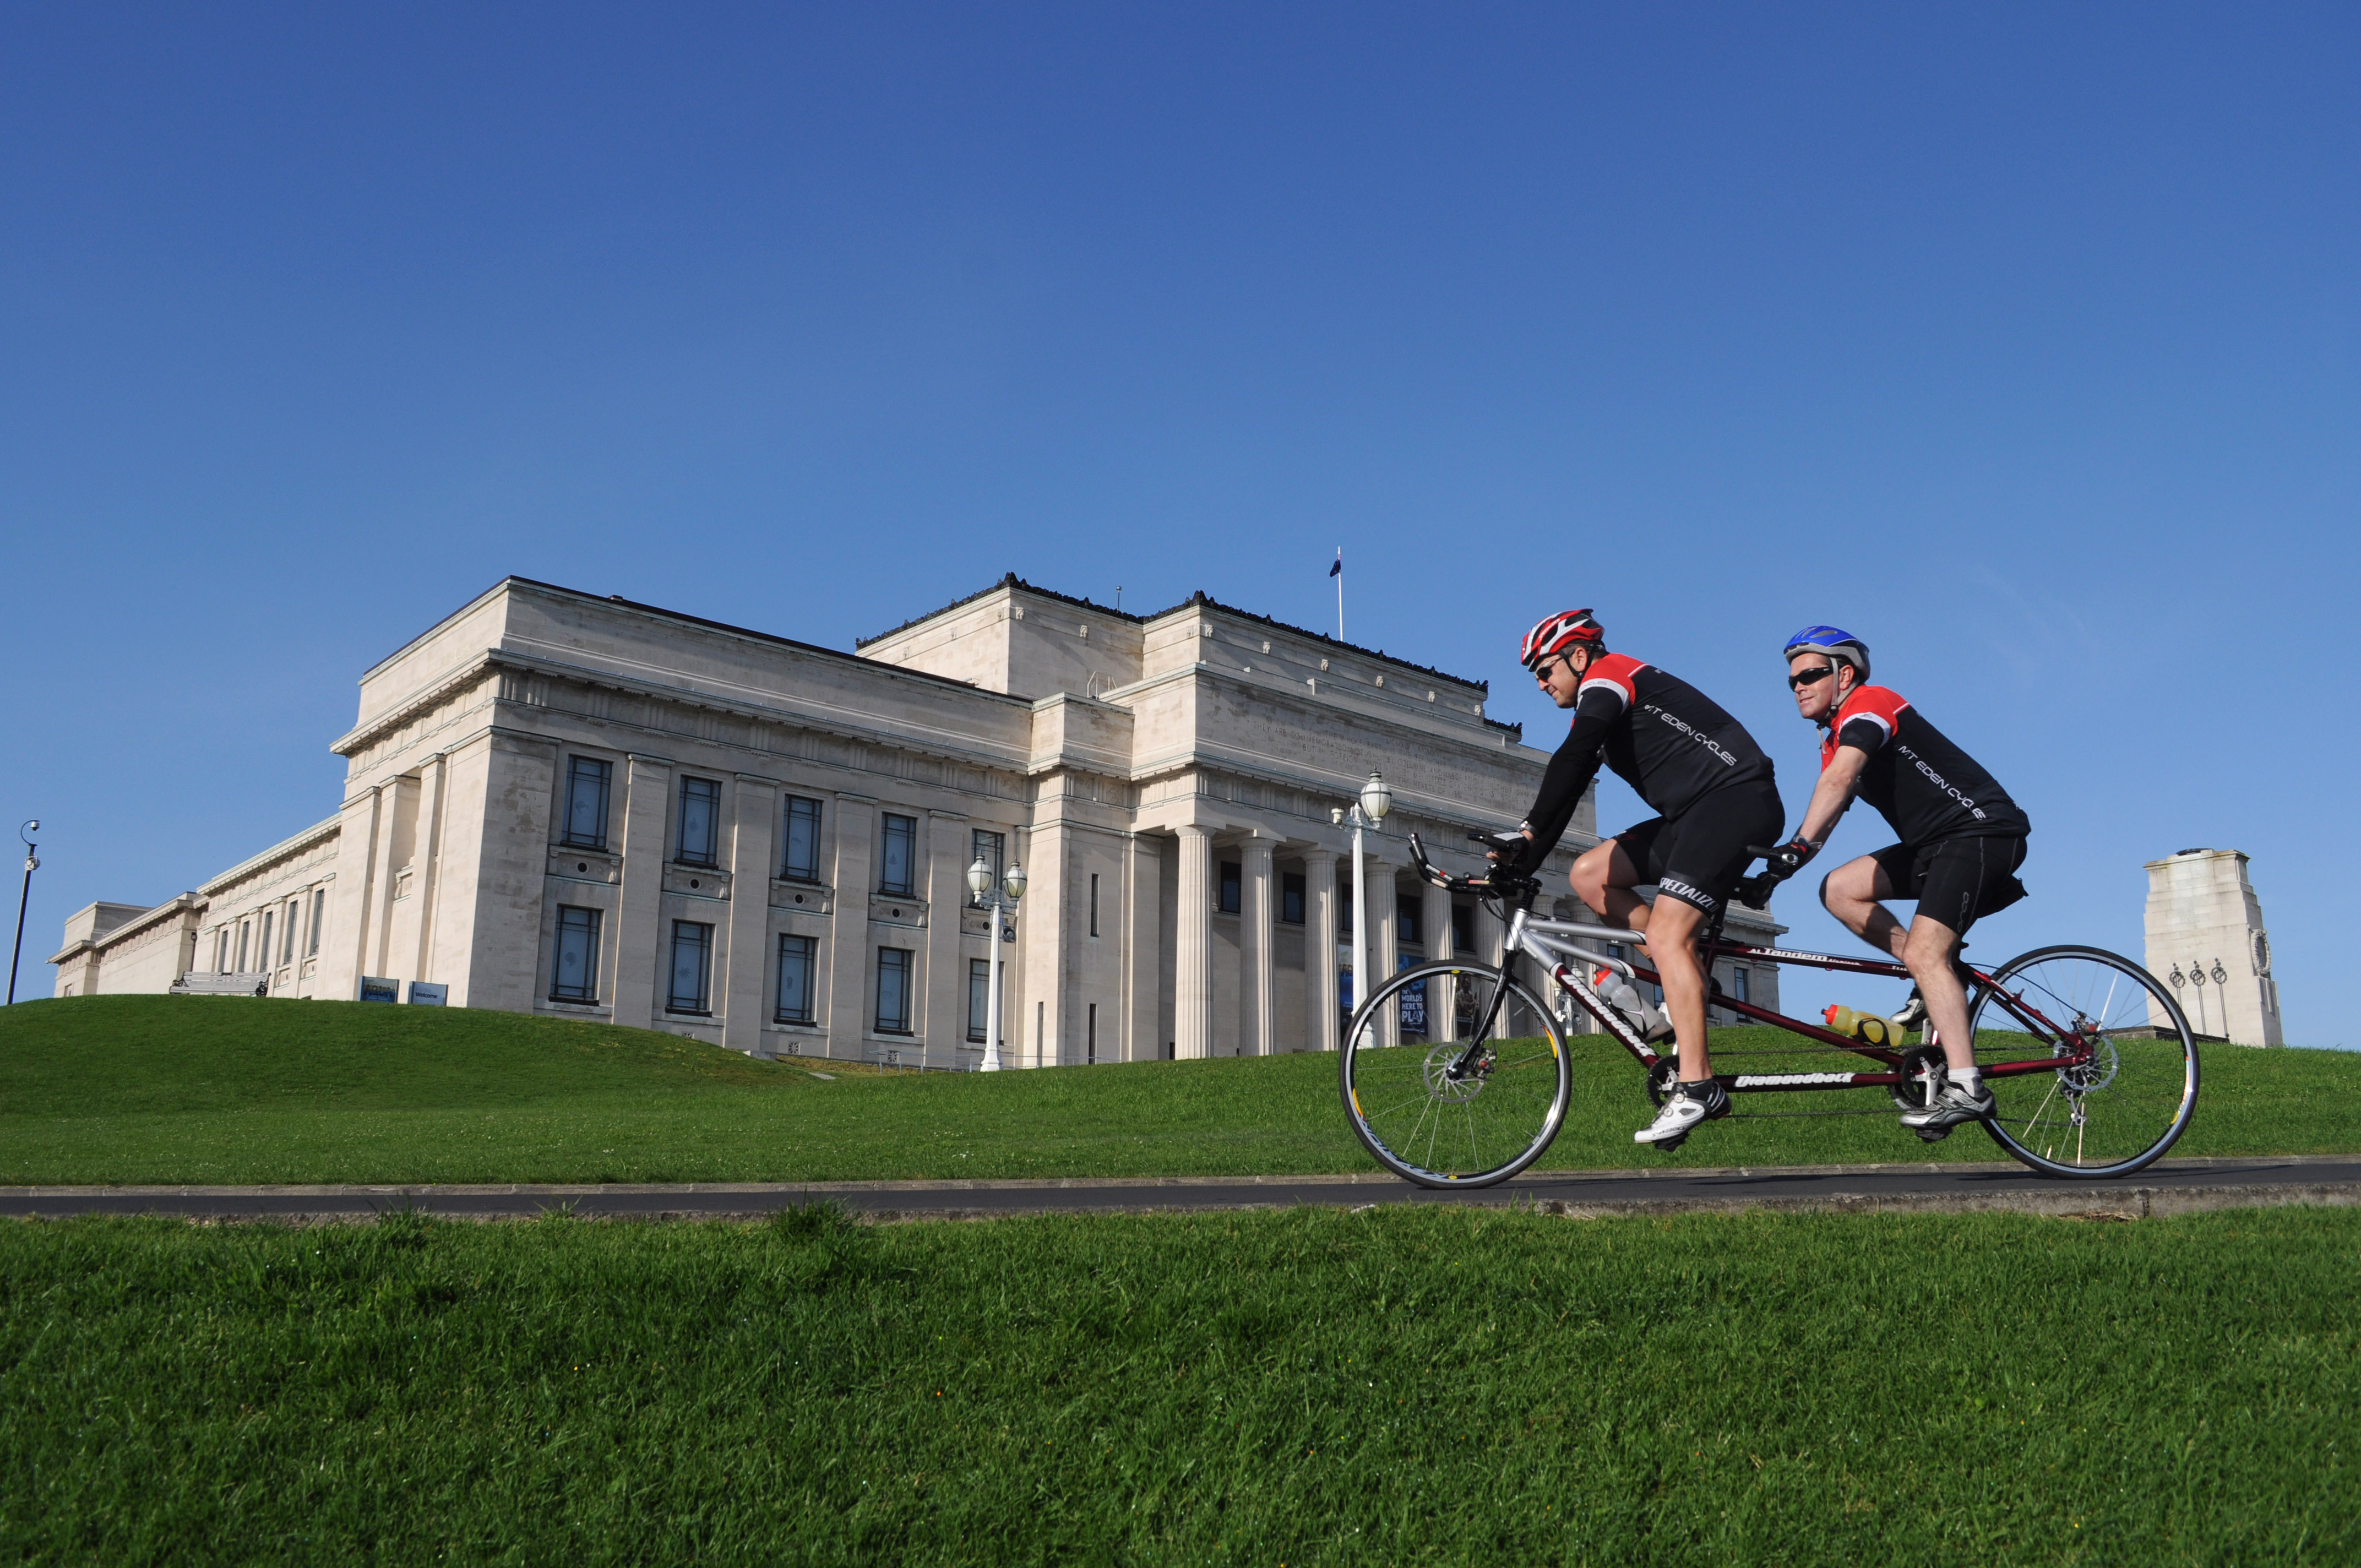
[1821,1005,1892,1047]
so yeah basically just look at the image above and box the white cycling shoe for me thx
[1634,1079,1730,1151]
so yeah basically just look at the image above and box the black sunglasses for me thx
[1787,666,1836,690]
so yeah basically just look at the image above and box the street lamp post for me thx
[966,857,1027,1071]
[6,820,36,1008]
[1335,773,1391,1036]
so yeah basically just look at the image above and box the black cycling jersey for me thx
[1822,684,2030,845]
[1522,652,1777,850]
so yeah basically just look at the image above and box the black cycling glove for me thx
[1736,837,1818,907]
[1756,837,1818,884]
[1484,830,1541,878]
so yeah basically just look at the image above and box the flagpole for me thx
[1333,548,1344,641]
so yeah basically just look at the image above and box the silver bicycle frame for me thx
[1499,905,1662,1058]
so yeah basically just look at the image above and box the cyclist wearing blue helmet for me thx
[1748,627,2030,1136]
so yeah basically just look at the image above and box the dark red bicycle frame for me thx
[1559,940,2093,1093]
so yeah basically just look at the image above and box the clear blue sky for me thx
[3,5,2353,1042]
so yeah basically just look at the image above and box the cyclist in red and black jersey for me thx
[1494,609,1784,1150]
[1749,626,2032,1136]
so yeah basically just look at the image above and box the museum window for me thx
[1089,873,1100,938]
[281,900,298,965]
[1450,902,1474,956]
[551,907,602,1003]
[775,934,817,1025]
[561,756,612,850]
[676,777,721,867]
[667,920,714,1014]
[215,928,230,972]
[1729,967,1749,1005]
[1218,861,1242,914]
[1338,886,1352,937]
[236,921,250,972]
[781,796,823,883]
[308,888,327,956]
[968,959,991,1042]
[258,912,274,973]
[1397,896,1422,948]
[874,947,914,1035]
[1281,872,1305,925]
[878,814,917,897]
[1087,1003,1098,1065]
[970,829,1004,899]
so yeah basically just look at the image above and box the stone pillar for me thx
[2144,848,2283,1047]
[318,786,384,1004]
[1367,858,1399,1048]
[722,776,779,1055]
[443,732,553,1014]
[1423,879,1455,1041]
[1238,835,1277,1057]
[409,753,449,986]
[1124,833,1163,1062]
[610,755,674,1031]
[1301,849,1340,1052]
[923,810,971,1070]
[1018,820,1070,1067]
[825,795,877,1059]
[385,757,447,984]
[366,776,417,981]
[1174,824,1215,1059]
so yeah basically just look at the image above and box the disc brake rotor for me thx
[2056,1024,2120,1095]
[1422,1041,1489,1102]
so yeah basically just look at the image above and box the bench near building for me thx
[50,576,1783,1065]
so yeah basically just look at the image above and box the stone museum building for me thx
[50,575,1783,1065]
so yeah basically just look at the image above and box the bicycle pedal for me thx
[1912,1124,1952,1144]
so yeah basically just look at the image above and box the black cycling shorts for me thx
[1868,835,2028,934]
[1612,781,1785,917]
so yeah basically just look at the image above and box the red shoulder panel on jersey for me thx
[1834,684,1909,737]
[1576,651,1646,713]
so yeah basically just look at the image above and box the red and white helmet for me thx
[1520,608,1603,671]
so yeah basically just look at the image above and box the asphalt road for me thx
[5,1155,2358,1223]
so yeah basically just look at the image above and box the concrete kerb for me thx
[4,1155,2359,1225]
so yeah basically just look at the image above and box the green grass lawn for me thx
[3,1205,2355,1564]
[3,995,2357,1186]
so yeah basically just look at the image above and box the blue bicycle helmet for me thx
[1781,624,1871,684]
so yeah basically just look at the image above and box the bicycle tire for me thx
[1340,958,1571,1189]
[1971,944,2199,1179]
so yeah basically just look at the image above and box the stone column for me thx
[1423,878,1456,1041]
[385,758,446,984]
[923,810,971,1070]
[1238,835,1277,1057]
[824,794,877,1060]
[409,753,449,986]
[366,776,417,981]
[1174,824,1214,1059]
[318,786,384,1003]
[1367,858,1399,1048]
[722,776,779,1055]
[1018,819,1070,1067]
[1301,848,1340,1052]
[1124,833,1162,1062]
[610,755,674,1031]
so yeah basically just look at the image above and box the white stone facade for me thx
[52,575,1782,1061]
[2143,847,2283,1047]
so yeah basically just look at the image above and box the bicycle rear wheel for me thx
[1970,945,2199,1178]
[1340,959,1571,1188]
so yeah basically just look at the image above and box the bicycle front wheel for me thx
[1971,945,2200,1178]
[1340,959,1571,1189]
